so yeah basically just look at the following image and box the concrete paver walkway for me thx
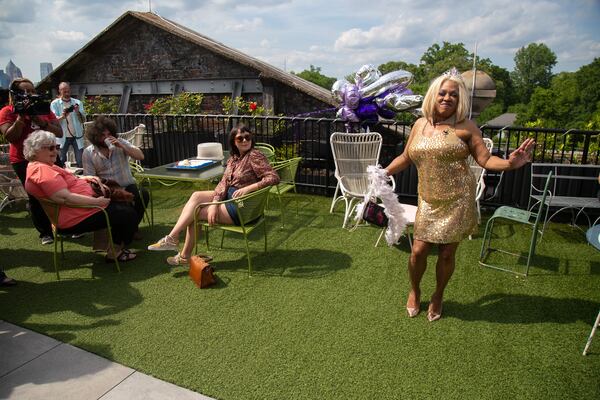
[0,321,214,400]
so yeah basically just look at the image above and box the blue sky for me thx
[1,0,599,82]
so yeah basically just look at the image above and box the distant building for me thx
[37,11,334,115]
[0,69,9,89]
[6,60,22,82]
[40,63,53,80]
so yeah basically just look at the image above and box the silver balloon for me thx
[409,108,423,117]
[359,70,413,98]
[376,94,423,112]
[355,64,381,87]
[331,79,349,104]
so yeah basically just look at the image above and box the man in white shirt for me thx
[50,82,86,167]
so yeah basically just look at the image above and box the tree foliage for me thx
[292,65,337,90]
[511,43,557,103]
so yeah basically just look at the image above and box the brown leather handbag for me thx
[189,255,216,288]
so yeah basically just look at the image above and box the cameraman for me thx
[0,78,62,245]
[51,82,85,168]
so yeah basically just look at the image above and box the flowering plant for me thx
[222,96,270,116]
[83,96,119,114]
[144,92,204,115]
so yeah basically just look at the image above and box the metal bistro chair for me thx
[38,199,121,279]
[0,145,28,212]
[270,157,302,226]
[583,224,600,355]
[330,132,383,228]
[255,142,276,163]
[467,137,494,239]
[479,171,553,276]
[194,185,272,276]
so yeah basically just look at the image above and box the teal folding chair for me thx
[39,199,121,279]
[194,185,272,276]
[583,224,600,355]
[270,157,302,226]
[479,171,553,276]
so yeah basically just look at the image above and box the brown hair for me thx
[86,115,118,147]
[228,124,254,157]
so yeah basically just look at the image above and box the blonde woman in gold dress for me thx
[385,69,535,322]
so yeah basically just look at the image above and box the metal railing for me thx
[91,114,600,208]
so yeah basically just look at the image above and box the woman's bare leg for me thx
[166,191,215,241]
[429,242,460,318]
[179,204,233,259]
[406,239,432,312]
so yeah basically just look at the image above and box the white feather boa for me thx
[354,165,407,246]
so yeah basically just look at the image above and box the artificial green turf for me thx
[1,185,599,399]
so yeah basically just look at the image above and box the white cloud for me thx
[225,17,263,32]
[50,30,87,42]
[0,0,598,80]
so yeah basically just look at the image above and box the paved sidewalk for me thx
[0,321,214,400]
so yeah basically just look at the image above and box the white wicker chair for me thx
[467,137,494,227]
[330,132,383,228]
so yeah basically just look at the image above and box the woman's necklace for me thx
[431,115,456,136]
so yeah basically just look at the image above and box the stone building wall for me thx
[51,18,331,115]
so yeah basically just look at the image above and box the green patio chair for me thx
[194,185,272,276]
[38,199,121,279]
[255,142,276,163]
[479,171,553,276]
[270,157,302,226]
[129,160,153,227]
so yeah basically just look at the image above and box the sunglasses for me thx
[235,134,252,143]
[42,145,60,151]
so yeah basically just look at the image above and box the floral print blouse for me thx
[212,149,279,202]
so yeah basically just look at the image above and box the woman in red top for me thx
[0,78,63,244]
[148,125,280,266]
[24,130,138,262]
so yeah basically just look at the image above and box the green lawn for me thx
[1,184,599,399]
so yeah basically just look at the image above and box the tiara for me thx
[442,67,463,80]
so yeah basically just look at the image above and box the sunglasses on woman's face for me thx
[235,134,252,143]
[42,145,60,151]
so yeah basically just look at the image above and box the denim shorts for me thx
[225,187,241,225]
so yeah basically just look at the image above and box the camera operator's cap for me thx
[197,142,224,160]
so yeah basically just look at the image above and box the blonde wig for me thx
[421,74,470,123]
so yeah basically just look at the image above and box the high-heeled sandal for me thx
[427,303,443,322]
[406,293,420,318]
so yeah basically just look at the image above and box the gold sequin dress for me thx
[407,123,478,243]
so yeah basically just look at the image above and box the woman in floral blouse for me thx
[148,124,279,266]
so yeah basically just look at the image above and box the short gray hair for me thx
[23,130,56,161]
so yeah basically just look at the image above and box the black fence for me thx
[95,114,600,209]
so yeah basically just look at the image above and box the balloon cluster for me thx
[332,64,423,124]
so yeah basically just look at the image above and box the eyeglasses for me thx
[235,134,252,143]
[41,145,60,151]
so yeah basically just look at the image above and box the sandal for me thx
[167,252,188,266]
[166,253,213,266]
[105,249,138,263]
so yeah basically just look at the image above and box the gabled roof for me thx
[39,11,335,106]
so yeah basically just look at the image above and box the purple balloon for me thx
[343,84,360,110]
[355,101,378,122]
[339,106,359,122]
[377,107,396,120]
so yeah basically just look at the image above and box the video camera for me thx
[10,90,51,116]
[64,105,75,113]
